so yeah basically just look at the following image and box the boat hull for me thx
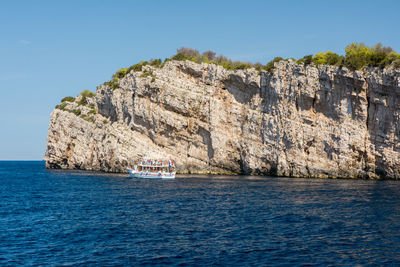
[127,169,175,179]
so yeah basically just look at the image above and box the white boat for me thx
[127,159,176,179]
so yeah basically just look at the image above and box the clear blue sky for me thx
[0,0,399,160]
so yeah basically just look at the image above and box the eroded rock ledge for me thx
[44,60,400,178]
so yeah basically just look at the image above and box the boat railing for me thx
[138,164,171,168]
[139,160,174,166]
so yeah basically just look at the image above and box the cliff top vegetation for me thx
[64,42,399,94]
[107,43,399,87]
[169,43,400,72]
[56,42,400,102]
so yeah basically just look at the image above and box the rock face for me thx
[44,60,400,178]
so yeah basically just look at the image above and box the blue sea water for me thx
[1,161,400,265]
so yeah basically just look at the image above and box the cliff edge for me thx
[44,60,400,178]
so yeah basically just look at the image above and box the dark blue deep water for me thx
[1,161,400,265]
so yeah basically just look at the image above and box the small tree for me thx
[215,55,229,64]
[312,51,340,65]
[81,90,95,98]
[149,58,162,67]
[113,68,129,80]
[128,61,148,72]
[176,47,200,58]
[374,43,393,54]
[344,43,373,70]
[264,57,283,73]
[297,55,313,65]
[202,50,216,61]
[61,96,75,102]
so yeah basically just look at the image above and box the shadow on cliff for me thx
[222,74,259,104]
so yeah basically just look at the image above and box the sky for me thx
[0,0,399,160]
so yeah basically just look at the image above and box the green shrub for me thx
[77,96,87,106]
[263,57,284,73]
[343,43,372,70]
[61,96,75,102]
[140,69,156,82]
[202,50,216,61]
[285,43,400,70]
[219,60,233,70]
[342,42,400,70]
[312,51,341,65]
[171,53,191,61]
[297,55,313,65]
[88,109,97,115]
[379,52,400,68]
[369,51,387,67]
[80,114,96,123]
[55,102,68,110]
[232,62,253,70]
[149,59,163,67]
[81,90,95,98]
[113,68,129,80]
[214,55,229,64]
[106,63,150,92]
[394,59,400,68]
[140,69,152,78]
[105,80,119,90]
[128,61,148,72]
[254,63,263,72]
[171,47,200,62]
[103,119,108,124]
[72,109,81,116]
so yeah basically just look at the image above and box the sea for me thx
[1,161,400,266]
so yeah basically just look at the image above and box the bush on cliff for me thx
[81,90,95,98]
[72,109,81,116]
[343,42,399,70]
[140,70,156,82]
[80,114,95,123]
[203,50,216,61]
[77,96,87,106]
[149,59,163,68]
[128,61,148,72]
[297,55,313,65]
[61,96,75,102]
[394,58,400,68]
[105,47,286,80]
[113,68,129,79]
[104,59,164,90]
[55,102,67,110]
[105,67,130,90]
[170,47,255,71]
[77,90,95,106]
[171,47,200,62]
[294,43,399,70]
[168,43,399,73]
[263,57,284,73]
[312,51,342,66]
[105,80,119,90]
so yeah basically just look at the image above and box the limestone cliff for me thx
[44,60,400,178]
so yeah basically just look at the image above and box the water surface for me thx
[1,161,400,265]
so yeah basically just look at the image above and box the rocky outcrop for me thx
[44,60,400,178]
